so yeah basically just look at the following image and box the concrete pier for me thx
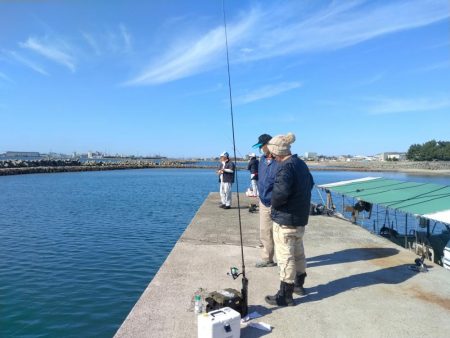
[115,193,450,337]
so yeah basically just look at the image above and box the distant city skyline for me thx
[0,1,449,157]
[0,149,408,160]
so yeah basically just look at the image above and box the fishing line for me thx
[224,133,244,158]
[221,0,248,316]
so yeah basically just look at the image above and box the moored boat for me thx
[317,177,450,267]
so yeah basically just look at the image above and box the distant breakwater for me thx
[0,159,215,176]
[308,160,450,175]
[1,159,449,177]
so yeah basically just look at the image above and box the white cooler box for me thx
[198,307,241,338]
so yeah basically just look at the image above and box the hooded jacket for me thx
[271,154,314,227]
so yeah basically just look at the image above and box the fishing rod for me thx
[222,0,248,317]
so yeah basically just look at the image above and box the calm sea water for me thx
[1,168,449,337]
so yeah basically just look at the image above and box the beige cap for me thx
[267,132,296,156]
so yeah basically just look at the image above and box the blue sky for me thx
[0,0,449,158]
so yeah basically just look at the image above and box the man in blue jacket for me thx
[265,132,314,306]
[253,134,279,268]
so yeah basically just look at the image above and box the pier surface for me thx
[115,193,450,337]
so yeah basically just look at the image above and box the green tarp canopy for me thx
[318,177,450,225]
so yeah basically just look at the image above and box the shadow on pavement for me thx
[307,247,400,268]
[247,304,272,316]
[241,325,272,337]
[298,263,418,305]
[240,305,273,337]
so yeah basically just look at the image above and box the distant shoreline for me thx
[307,160,450,176]
[1,160,450,177]
[309,166,450,176]
[0,163,211,176]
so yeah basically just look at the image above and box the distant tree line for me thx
[406,140,450,161]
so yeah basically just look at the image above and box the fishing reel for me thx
[227,266,243,280]
[204,267,248,316]
[408,254,428,273]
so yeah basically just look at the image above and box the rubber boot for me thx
[294,272,307,295]
[265,281,294,306]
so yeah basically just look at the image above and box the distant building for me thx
[4,151,40,157]
[350,155,367,161]
[304,152,318,160]
[380,152,406,161]
[337,155,375,162]
[338,155,351,162]
[87,151,104,159]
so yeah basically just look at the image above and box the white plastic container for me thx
[198,307,241,338]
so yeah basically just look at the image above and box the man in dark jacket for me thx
[264,132,314,306]
[217,151,235,209]
[247,153,259,197]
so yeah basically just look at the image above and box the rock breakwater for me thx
[1,159,449,176]
[0,159,214,176]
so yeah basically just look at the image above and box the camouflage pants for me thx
[273,222,306,284]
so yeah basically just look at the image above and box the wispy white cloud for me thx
[367,96,450,115]
[249,0,448,59]
[425,40,450,49]
[182,83,224,97]
[123,8,261,86]
[3,50,49,76]
[126,0,449,86]
[119,24,132,52]
[355,73,385,87]
[88,24,133,55]
[82,31,101,55]
[234,82,302,105]
[0,71,13,83]
[163,14,193,28]
[416,60,450,72]
[106,31,121,53]
[280,114,298,123]
[20,37,76,72]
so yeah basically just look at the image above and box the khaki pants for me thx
[273,222,306,284]
[259,202,274,262]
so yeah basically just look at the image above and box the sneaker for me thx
[248,204,258,213]
[224,205,231,209]
[255,261,277,268]
[219,204,225,208]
